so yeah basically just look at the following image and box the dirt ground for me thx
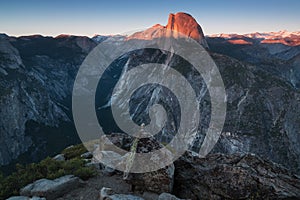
[56,171,134,200]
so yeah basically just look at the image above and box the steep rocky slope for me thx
[0,35,96,166]
[207,32,300,89]
[210,53,300,173]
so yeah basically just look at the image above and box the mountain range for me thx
[210,30,300,46]
[0,12,300,177]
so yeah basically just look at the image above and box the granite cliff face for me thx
[210,53,300,173]
[0,35,96,165]
[128,12,208,48]
[166,12,208,47]
[0,13,300,177]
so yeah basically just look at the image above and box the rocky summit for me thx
[128,12,208,48]
[166,12,208,47]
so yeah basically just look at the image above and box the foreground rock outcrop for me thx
[20,175,83,200]
[93,133,175,194]
[95,133,300,199]
[174,151,300,199]
[5,142,300,199]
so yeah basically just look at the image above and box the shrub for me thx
[0,144,95,199]
[74,167,97,180]
[61,143,88,160]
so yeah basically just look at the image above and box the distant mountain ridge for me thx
[209,30,300,46]
[210,30,300,38]
[2,30,299,47]
[206,29,300,89]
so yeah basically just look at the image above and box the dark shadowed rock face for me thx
[125,165,174,195]
[0,35,97,166]
[209,53,300,174]
[173,151,300,200]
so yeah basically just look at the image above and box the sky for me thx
[0,0,299,37]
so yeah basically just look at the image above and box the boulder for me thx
[101,166,116,176]
[6,197,46,200]
[20,175,82,200]
[93,150,126,172]
[99,187,144,200]
[158,193,186,200]
[92,133,133,172]
[124,136,175,194]
[52,154,65,161]
[97,133,133,153]
[141,192,159,200]
[173,151,300,200]
[99,187,114,200]
[126,164,174,194]
[81,152,93,159]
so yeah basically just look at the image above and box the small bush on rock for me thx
[0,144,95,199]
